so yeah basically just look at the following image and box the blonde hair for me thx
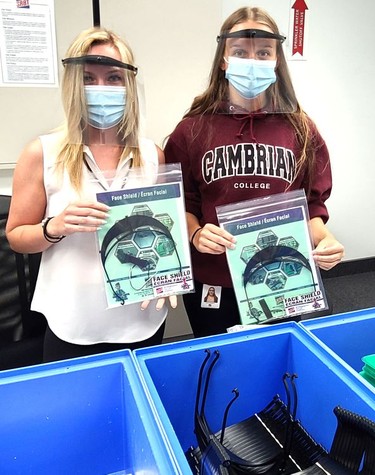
[57,27,142,191]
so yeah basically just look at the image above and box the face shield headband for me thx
[217,28,286,43]
[62,54,138,75]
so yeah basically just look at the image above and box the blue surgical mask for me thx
[84,85,126,129]
[224,57,277,99]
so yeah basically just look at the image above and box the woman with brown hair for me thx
[165,6,344,337]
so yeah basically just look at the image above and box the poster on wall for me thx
[289,0,309,60]
[0,0,58,86]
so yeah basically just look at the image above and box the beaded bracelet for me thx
[190,227,202,246]
[42,217,66,243]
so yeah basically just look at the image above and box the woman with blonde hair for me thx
[6,27,176,361]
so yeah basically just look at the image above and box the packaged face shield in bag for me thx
[93,163,195,307]
[216,190,329,325]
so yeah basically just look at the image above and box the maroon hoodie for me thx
[164,110,331,288]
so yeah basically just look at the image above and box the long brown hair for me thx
[185,7,319,194]
[56,27,142,192]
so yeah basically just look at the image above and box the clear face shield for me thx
[61,54,145,146]
[217,29,297,114]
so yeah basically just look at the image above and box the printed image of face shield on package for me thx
[216,28,297,115]
[92,164,194,308]
[217,190,329,325]
[61,54,145,147]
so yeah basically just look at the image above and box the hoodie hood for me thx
[217,100,272,142]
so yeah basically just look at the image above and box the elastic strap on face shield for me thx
[62,55,138,75]
[217,28,286,43]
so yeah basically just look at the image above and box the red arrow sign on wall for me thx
[292,0,308,57]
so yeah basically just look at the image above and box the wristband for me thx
[42,217,66,243]
[190,227,202,245]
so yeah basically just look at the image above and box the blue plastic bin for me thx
[300,307,375,389]
[134,322,375,474]
[0,350,180,475]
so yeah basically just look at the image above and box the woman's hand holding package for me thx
[192,223,236,254]
[48,200,110,237]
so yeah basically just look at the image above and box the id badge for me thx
[201,284,222,309]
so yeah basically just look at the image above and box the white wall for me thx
[101,0,222,149]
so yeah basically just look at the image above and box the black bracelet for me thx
[42,217,66,243]
[190,227,202,245]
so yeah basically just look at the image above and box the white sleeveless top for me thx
[31,132,167,344]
